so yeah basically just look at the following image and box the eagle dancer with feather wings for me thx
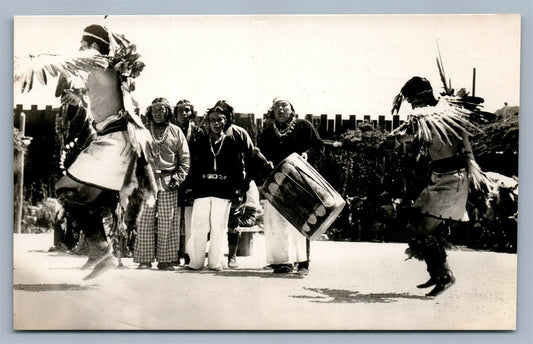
[14,23,157,280]
[390,74,492,297]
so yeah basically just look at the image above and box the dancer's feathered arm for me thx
[14,49,109,93]
[461,131,493,191]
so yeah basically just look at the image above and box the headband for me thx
[82,31,109,45]
[404,89,433,97]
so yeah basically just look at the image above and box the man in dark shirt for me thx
[186,101,256,271]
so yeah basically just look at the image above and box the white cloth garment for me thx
[67,130,134,190]
[263,201,307,264]
[187,197,231,270]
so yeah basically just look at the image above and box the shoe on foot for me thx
[157,262,175,271]
[209,266,223,272]
[228,257,238,269]
[417,277,437,289]
[184,265,202,271]
[138,262,152,269]
[297,267,309,276]
[426,273,455,297]
[273,264,293,274]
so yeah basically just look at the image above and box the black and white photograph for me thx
[12,14,520,330]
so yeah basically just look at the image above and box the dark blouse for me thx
[189,125,254,200]
[258,118,323,167]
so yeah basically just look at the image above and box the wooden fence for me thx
[14,104,402,203]
[14,104,63,203]
[243,113,401,140]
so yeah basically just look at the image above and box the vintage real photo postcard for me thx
[13,14,520,330]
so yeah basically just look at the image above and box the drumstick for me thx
[252,147,274,168]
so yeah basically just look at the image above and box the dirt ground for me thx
[13,232,517,330]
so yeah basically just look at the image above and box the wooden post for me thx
[342,119,350,133]
[348,115,356,130]
[335,114,342,134]
[15,112,26,234]
[392,115,400,130]
[378,115,386,130]
[385,120,392,132]
[320,114,327,137]
[327,119,334,138]
[312,116,321,131]
[472,68,476,97]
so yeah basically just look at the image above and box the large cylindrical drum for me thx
[262,153,345,240]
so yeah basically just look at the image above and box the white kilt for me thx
[414,169,469,222]
[67,131,134,190]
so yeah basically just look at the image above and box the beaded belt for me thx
[201,174,227,180]
[154,169,175,174]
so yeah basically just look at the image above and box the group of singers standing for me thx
[133,96,322,275]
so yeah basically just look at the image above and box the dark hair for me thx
[82,24,110,55]
[174,99,197,121]
[267,99,295,120]
[206,100,234,130]
[145,97,173,123]
[401,77,436,101]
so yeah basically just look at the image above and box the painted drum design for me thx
[262,153,345,240]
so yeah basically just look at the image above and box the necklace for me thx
[150,122,170,144]
[150,123,170,157]
[273,119,296,137]
[209,133,226,171]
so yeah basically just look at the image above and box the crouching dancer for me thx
[52,24,154,279]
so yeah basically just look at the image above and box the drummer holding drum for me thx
[258,98,324,275]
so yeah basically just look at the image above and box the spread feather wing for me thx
[14,49,109,93]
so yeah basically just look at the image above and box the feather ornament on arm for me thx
[460,132,493,192]
[14,49,109,93]
[398,97,480,144]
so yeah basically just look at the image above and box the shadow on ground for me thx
[29,249,82,259]
[175,268,303,279]
[292,287,430,303]
[14,284,98,292]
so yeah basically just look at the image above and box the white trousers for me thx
[263,201,307,264]
[177,206,193,254]
[188,197,231,270]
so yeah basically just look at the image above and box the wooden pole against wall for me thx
[15,112,26,234]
